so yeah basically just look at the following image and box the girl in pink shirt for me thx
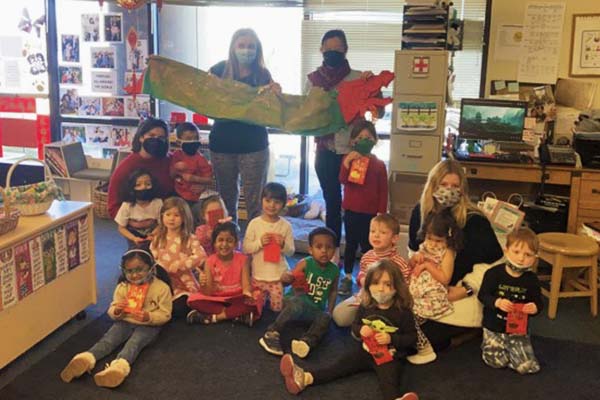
[151,197,206,320]
[187,222,261,325]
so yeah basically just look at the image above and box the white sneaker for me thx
[406,344,437,365]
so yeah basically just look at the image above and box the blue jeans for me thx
[268,296,331,348]
[87,321,161,365]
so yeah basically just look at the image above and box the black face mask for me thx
[134,188,155,201]
[323,50,345,67]
[181,141,201,156]
[142,137,168,158]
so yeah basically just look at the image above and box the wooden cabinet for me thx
[461,161,600,234]
[0,201,96,368]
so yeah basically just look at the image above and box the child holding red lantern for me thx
[338,119,389,296]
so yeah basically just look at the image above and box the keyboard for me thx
[453,152,534,164]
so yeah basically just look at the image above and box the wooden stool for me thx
[537,232,598,319]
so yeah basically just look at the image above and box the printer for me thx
[573,109,600,168]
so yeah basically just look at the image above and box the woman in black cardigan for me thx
[408,159,503,351]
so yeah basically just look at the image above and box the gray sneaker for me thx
[338,276,353,295]
[259,331,283,356]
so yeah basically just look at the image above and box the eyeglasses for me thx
[121,266,150,275]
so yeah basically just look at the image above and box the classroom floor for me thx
[1,217,599,391]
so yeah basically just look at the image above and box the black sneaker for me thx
[259,331,284,356]
[338,276,353,295]
[186,309,202,325]
[235,311,254,327]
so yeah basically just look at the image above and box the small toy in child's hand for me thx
[263,234,281,262]
[361,318,398,365]
[123,282,150,314]
[506,303,528,335]
[361,334,394,365]
[348,156,370,185]
[207,208,224,228]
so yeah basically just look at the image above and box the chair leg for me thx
[548,259,563,319]
[591,256,598,317]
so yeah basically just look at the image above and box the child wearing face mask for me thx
[338,119,388,296]
[60,249,172,388]
[407,210,463,365]
[478,227,543,374]
[279,260,418,400]
[170,122,214,211]
[114,169,163,248]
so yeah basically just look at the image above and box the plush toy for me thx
[303,199,325,221]
[361,319,399,365]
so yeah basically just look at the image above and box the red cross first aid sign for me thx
[412,56,430,75]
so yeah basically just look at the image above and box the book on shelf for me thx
[44,147,68,177]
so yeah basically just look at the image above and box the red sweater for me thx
[108,152,174,218]
[339,154,388,215]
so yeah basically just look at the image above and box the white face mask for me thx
[505,255,533,273]
[370,290,396,305]
[433,186,461,208]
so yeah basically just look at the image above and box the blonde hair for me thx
[223,28,269,85]
[153,197,194,252]
[362,260,413,310]
[420,159,479,229]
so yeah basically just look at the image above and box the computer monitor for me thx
[458,98,528,142]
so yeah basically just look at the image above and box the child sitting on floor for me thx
[279,260,418,400]
[114,169,162,248]
[259,227,339,358]
[60,249,172,388]
[478,227,543,374]
[186,221,261,326]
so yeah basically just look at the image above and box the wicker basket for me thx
[93,182,111,219]
[5,158,60,216]
[0,187,20,236]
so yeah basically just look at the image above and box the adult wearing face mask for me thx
[108,117,174,219]
[208,28,281,223]
[306,29,380,278]
[408,159,503,351]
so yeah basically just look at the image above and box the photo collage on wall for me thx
[0,216,90,312]
[57,4,151,151]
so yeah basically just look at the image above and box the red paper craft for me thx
[124,282,150,313]
[291,267,309,293]
[348,156,370,185]
[362,334,394,365]
[336,71,395,124]
[506,303,528,335]
[207,209,224,228]
[264,240,281,263]
[193,114,208,125]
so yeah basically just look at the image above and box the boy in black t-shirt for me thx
[478,227,544,374]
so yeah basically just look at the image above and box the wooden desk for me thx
[461,161,600,233]
[0,201,96,369]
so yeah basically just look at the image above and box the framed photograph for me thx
[78,97,101,116]
[82,14,100,42]
[59,88,81,115]
[60,35,80,63]
[91,47,116,69]
[58,66,82,85]
[101,97,125,117]
[86,125,112,146]
[570,14,600,77]
[61,124,86,143]
[104,13,123,42]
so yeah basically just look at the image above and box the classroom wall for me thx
[486,0,600,108]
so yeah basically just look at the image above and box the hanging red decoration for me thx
[116,0,148,10]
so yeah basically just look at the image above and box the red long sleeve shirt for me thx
[339,154,388,215]
[108,152,174,218]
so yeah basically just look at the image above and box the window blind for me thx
[302,0,487,103]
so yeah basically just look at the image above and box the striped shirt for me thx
[358,248,411,288]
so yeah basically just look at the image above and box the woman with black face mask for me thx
[108,117,174,219]
[208,28,281,223]
[306,29,380,295]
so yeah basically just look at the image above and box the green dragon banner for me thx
[142,55,345,136]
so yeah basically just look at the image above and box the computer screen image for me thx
[459,99,528,142]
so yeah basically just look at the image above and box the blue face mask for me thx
[235,48,257,65]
